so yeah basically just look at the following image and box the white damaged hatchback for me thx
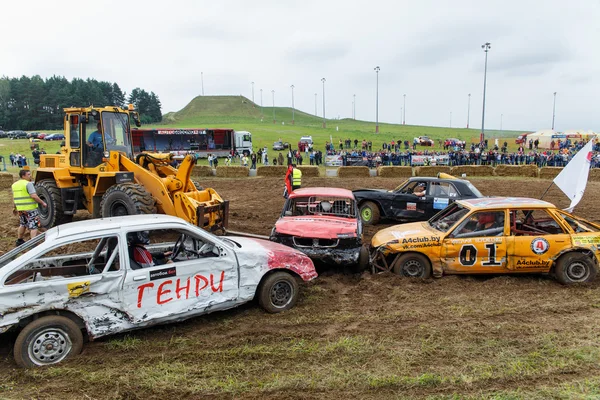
[0,215,317,367]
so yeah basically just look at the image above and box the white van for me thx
[299,136,313,144]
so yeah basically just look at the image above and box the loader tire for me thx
[35,179,73,229]
[100,183,157,219]
[192,180,204,191]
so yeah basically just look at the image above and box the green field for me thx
[159,96,526,153]
[1,96,528,173]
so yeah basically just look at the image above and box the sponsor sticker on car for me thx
[433,197,450,210]
[531,237,550,255]
[150,267,177,281]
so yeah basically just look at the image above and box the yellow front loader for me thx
[34,105,228,231]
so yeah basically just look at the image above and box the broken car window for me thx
[4,236,120,285]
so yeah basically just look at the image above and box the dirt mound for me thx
[589,169,600,182]
[2,176,600,399]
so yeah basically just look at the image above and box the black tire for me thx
[350,245,370,273]
[192,180,204,191]
[100,183,157,218]
[554,253,597,285]
[14,316,83,368]
[359,201,381,225]
[35,179,73,229]
[258,272,299,313]
[392,253,432,279]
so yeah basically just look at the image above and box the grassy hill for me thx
[156,96,527,152]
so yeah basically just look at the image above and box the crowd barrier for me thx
[192,166,214,177]
[256,166,287,177]
[494,164,538,177]
[414,166,452,176]
[337,166,370,178]
[538,167,563,179]
[4,166,594,188]
[377,166,413,178]
[0,173,13,190]
[450,165,494,177]
[215,166,249,177]
[298,166,320,177]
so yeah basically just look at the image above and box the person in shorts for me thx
[12,169,47,246]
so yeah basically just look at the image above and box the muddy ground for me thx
[1,177,600,399]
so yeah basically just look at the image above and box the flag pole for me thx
[539,181,554,201]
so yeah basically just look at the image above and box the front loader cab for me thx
[80,108,136,167]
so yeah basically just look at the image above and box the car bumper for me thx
[271,234,362,266]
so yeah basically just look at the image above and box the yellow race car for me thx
[371,197,600,284]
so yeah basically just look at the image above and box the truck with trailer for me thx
[132,128,253,158]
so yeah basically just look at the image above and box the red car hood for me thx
[275,216,357,239]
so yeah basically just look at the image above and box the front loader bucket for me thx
[197,200,229,232]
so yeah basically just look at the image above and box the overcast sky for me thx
[1,0,598,132]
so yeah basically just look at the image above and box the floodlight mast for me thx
[403,94,406,125]
[480,42,491,144]
[272,90,275,123]
[321,78,326,128]
[552,92,557,130]
[374,66,380,133]
[467,93,471,128]
[290,85,295,125]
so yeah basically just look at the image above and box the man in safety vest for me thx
[292,164,302,191]
[12,169,46,246]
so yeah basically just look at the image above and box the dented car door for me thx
[121,228,239,324]
[0,235,126,337]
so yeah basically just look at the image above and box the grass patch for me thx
[105,335,144,351]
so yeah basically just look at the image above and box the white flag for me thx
[553,140,594,212]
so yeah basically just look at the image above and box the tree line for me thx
[0,75,162,131]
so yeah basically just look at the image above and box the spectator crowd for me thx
[318,137,600,169]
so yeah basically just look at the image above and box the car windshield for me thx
[557,211,600,233]
[428,203,470,232]
[285,196,355,218]
[0,233,46,268]
[102,111,132,158]
[392,179,410,192]
[466,182,483,197]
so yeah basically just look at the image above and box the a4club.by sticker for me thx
[531,237,550,255]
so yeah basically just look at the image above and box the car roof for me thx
[289,187,354,199]
[407,176,470,185]
[49,214,190,240]
[457,197,555,210]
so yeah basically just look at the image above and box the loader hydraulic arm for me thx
[114,152,227,230]
[175,154,198,192]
